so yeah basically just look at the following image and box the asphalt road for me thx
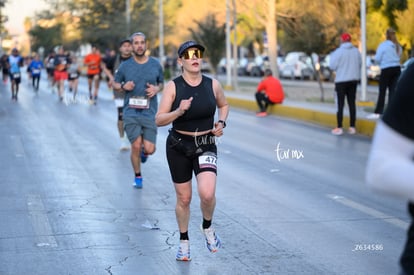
[0,74,409,275]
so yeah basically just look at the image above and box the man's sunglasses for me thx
[181,49,203,59]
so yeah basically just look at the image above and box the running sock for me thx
[180,231,189,241]
[135,172,141,178]
[202,218,212,229]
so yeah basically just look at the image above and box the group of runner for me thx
[42,45,113,103]
[1,43,131,150]
[1,33,230,262]
[1,46,110,103]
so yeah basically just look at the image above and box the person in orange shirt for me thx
[255,68,284,117]
[84,46,107,104]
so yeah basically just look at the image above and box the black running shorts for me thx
[166,129,217,183]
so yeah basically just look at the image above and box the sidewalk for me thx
[221,77,379,137]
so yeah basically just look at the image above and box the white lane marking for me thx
[27,194,58,248]
[327,194,409,230]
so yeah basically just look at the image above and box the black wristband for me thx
[218,120,226,128]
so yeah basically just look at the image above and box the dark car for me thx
[401,57,414,72]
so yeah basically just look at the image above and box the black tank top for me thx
[172,75,216,132]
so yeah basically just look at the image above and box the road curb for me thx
[226,96,377,137]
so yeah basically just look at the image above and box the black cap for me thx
[119,38,132,47]
[177,41,205,57]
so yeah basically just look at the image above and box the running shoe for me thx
[141,148,148,163]
[366,113,380,120]
[176,240,191,261]
[256,111,267,117]
[200,225,221,253]
[133,176,143,188]
[331,128,343,135]
[348,127,356,135]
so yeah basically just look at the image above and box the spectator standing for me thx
[367,28,402,119]
[366,61,414,275]
[255,68,284,117]
[329,32,362,135]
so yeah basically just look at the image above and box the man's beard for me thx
[133,49,145,58]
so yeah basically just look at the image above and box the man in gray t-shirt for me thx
[113,32,164,189]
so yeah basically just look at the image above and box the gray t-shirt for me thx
[115,56,163,118]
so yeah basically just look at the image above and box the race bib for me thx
[198,153,217,170]
[13,73,21,78]
[128,96,149,109]
[32,69,40,74]
[70,73,78,78]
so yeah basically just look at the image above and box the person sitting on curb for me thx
[255,69,284,117]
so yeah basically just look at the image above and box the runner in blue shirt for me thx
[28,53,44,92]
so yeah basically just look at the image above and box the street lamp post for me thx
[360,0,367,102]
[231,0,238,91]
[225,0,232,89]
[159,0,164,67]
[126,0,131,37]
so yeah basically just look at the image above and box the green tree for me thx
[370,0,408,28]
[66,0,132,50]
[29,9,66,54]
[29,24,64,54]
[396,0,414,57]
[40,0,162,52]
[188,13,226,76]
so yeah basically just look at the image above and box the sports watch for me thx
[218,120,226,128]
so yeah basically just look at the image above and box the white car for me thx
[279,52,315,80]
[366,56,381,81]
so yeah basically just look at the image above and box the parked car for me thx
[218,57,252,76]
[279,52,315,80]
[249,55,269,77]
[401,57,414,72]
[316,54,334,82]
[366,56,381,81]
[236,57,252,76]
[248,55,285,77]
[201,60,212,73]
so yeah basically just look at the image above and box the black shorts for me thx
[46,68,54,77]
[166,129,217,183]
[87,73,100,80]
[68,72,80,81]
[9,72,21,84]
